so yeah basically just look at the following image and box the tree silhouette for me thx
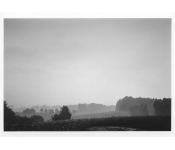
[4,101,15,123]
[30,115,44,122]
[153,98,171,115]
[40,108,43,113]
[23,108,36,115]
[52,106,71,121]
[44,109,47,113]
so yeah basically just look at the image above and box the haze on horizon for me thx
[4,19,171,107]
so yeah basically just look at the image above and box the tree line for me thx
[77,103,115,114]
[4,101,72,126]
[116,96,171,116]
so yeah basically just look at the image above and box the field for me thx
[4,115,171,131]
[72,111,130,119]
[16,110,130,121]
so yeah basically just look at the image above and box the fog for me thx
[4,19,171,107]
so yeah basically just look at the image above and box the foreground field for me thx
[4,115,171,131]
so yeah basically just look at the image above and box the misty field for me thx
[4,115,171,131]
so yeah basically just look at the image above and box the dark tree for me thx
[23,108,36,115]
[30,115,44,122]
[153,98,171,116]
[4,101,15,123]
[44,109,47,113]
[40,108,43,113]
[52,106,71,121]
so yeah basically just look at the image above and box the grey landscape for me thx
[4,18,171,131]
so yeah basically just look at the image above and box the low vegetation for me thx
[4,115,171,131]
[4,98,171,131]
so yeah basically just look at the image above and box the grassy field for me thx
[4,115,171,131]
[16,110,130,121]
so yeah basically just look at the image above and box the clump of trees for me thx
[40,108,43,113]
[116,96,156,115]
[30,115,44,122]
[153,98,171,116]
[23,108,36,115]
[4,101,44,124]
[77,103,115,114]
[129,105,149,116]
[52,106,71,121]
[4,101,16,123]
[116,96,171,116]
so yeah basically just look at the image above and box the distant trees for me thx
[52,106,71,121]
[129,105,149,116]
[115,96,171,116]
[49,109,54,115]
[72,110,76,114]
[23,108,36,115]
[116,96,156,115]
[78,104,87,113]
[44,109,47,113]
[40,108,43,113]
[4,101,44,126]
[153,98,171,116]
[77,103,114,114]
[30,115,44,122]
[55,108,60,114]
[4,101,15,123]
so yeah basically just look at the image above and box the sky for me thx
[4,19,171,107]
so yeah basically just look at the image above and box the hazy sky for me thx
[4,19,171,107]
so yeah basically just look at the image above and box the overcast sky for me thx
[4,19,171,107]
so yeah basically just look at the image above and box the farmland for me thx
[4,115,171,131]
[16,110,130,121]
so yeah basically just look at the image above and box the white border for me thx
[0,12,174,18]
[0,12,174,137]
